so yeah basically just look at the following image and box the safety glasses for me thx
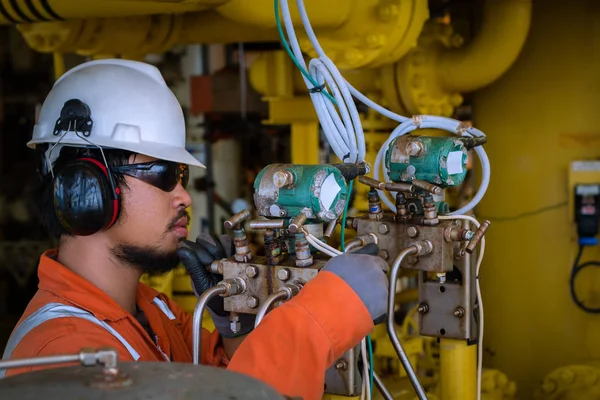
[112,161,189,192]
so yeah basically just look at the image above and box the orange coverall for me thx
[3,250,374,400]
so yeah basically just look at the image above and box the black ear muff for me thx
[53,158,121,236]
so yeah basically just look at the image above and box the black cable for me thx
[570,245,600,313]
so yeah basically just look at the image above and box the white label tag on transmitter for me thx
[320,173,342,210]
[447,151,464,175]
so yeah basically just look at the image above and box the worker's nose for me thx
[172,182,192,209]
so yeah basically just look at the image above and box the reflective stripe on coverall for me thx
[1,250,374,400]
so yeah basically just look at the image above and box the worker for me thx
[0,59,389,400]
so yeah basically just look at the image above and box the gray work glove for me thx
[176,233,256,338]
[322,244,389,325]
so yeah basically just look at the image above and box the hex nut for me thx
[246,296,259,309]
[378,224,390,234]
[245,266,258,278]
[407,226,419,237]
[277,268,290,281]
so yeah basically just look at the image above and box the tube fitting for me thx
[289,213,308,234]
[444,225,475,242]
[412,180,442,195]
[412,240,434,256]
[219,278,246,297]
[324,219,338,237]
[359,175,415,193]
[209,260,224,275]
[249,219,286,230]
[295,233,313,267]
[224,209,251,230]
[368,190,384,220]
[466,220,491,254]
[280,282,303,299]
[233,228,252,262]
[344,233,379,252]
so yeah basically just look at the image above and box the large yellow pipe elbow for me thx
[394,0,532,116]
[438,0,533,93]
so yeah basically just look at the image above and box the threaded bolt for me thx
[417,303,429,314]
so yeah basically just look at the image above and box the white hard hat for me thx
[28,58,204,168]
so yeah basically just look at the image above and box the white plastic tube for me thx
[278,0,491,215]
[303,229,342,257]
[279,0,364,164]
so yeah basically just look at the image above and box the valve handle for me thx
[466,220,491,254]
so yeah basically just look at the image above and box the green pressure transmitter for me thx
[253,164,350,222]
[385,135,469,188]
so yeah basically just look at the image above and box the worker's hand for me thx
[176,233,256,338]
[322,245,389,324]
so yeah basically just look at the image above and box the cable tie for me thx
[308,83,326,93]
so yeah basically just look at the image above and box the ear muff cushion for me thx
[53,160,119,236]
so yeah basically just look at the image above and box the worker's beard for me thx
[111,244,180,274]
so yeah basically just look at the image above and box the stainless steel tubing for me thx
[254,291,289,328]
[192,284,227,365]
[387,245,428,399]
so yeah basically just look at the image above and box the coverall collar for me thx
[37,249,161,322]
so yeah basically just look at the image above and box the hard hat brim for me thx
[27,136,206,169]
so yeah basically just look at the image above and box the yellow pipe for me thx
[395,288,418,305]
[0,0,226,25]
[17,12,276,56]
[291,122,319,164]
[438,0,532,93]
[249,51,383,97]
[439,339,476,400]
[216,0,352,29]
[14,0,427,69]
[181,11,277,44]
[52,52,64,80]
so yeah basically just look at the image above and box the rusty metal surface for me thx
[254,164,288,218]
[412,179,443,195]
[389,135,413,165]
[272,264,322,295]
[325,345,362,396]
[0,362,286,400]
[356,215,454,273]
[249,219,286,230]
[224,209,251,229]
[466,220,491,254]
[355,213,478,340]
[222,256,326,314]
